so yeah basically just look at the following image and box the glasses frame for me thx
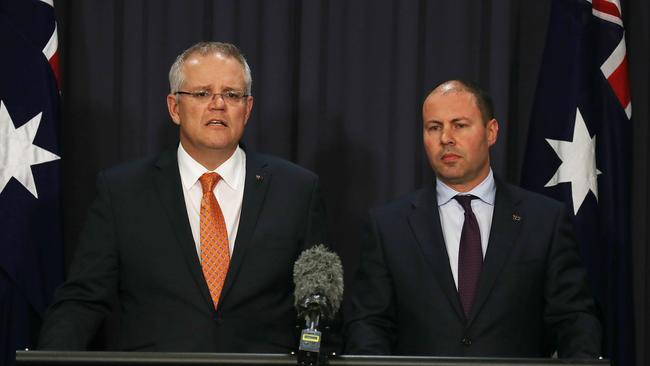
[174,90,251,104]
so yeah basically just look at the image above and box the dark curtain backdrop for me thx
[53,0,649,365]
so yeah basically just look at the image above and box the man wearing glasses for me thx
[38,42,328,352]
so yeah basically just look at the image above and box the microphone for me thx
[293,244,343,365]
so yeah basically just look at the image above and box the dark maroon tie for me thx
[454,195,482,317]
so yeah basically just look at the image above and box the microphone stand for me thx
[297,295,329,366]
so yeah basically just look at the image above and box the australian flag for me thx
[0,0,64,364]
[521,0,633,365]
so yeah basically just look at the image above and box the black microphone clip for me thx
[298,294,327,354]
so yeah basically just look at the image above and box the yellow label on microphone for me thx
[301,333,321,343]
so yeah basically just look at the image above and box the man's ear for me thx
[243,96,254,126]
[167,94,181,125]
[487,118,499,146]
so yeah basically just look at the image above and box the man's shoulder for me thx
[501,181,563,205]
[369,181,567,217]
[371,188,430,218]
[245,152,321,204]
[248,152,318,180]
[97,149,175,186]
[498,180,567,216]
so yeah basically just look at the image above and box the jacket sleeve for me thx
[38,171,119,350]
[544,205,603,358]
[344,209,397,355]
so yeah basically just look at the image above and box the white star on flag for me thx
[0,100,61,198]
[544,107,601,215]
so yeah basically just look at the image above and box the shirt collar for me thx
[436,169,496,207]
[177,143,246,192]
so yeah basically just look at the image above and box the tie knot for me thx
[199,172,222,194]
[454,194,478,212]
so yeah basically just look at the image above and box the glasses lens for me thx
[225,91,246,103]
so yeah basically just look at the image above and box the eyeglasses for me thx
[175,90,250,104]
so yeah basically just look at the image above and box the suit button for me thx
[461,337,472,346]
[213,315,223,324]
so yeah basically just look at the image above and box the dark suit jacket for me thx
[38,148,327,352]
[344,178,601,358]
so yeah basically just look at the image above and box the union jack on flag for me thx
[522,0,633,365]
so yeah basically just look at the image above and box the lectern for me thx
[16,351,609,366]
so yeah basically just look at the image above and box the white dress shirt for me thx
[177,144,246,259]
[437,170,496,289]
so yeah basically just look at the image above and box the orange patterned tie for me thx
[199,172,230,309]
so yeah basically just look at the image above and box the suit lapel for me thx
[466,179,522,325]
[153,150,214,309]
[217,151,271,307]
[407,187,465,321]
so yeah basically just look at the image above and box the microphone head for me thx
[293,244,344,320]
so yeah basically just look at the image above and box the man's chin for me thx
[206,143,238,153]
[434,167,463,180]
[202,136,238,150]
[434,170,468,185]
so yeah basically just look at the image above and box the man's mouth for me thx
[441,153,461,161]
[206,119,227,127]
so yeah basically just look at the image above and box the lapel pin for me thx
[512,214,521,222]
[255,174,263,183]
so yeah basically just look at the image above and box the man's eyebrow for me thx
[424,117,470,124]
[450,117,470,123]
[221,85,246,92]
[184,84,211,91]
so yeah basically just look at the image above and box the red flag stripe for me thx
[607,57,632,117]
[48,51,61,87]
[600,36,626,78]
[592,0,621,19]
[39,2,60,89]
[594,0,631,119]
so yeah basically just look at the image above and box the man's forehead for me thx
[436,81,464,94]
[429,84,473,100]
[423,90,481,122]
[184,52,237,67]
[425,89,476,109]
[182,55,245,81]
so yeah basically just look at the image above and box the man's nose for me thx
[440,127,454,144]
[208,93,226,109]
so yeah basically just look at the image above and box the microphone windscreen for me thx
[293,244,344,318]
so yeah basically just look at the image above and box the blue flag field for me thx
[522,0,634,365]
[0,0,64,364]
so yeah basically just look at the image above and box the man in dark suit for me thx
[38,42,327,352]
[344,80,602,358]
